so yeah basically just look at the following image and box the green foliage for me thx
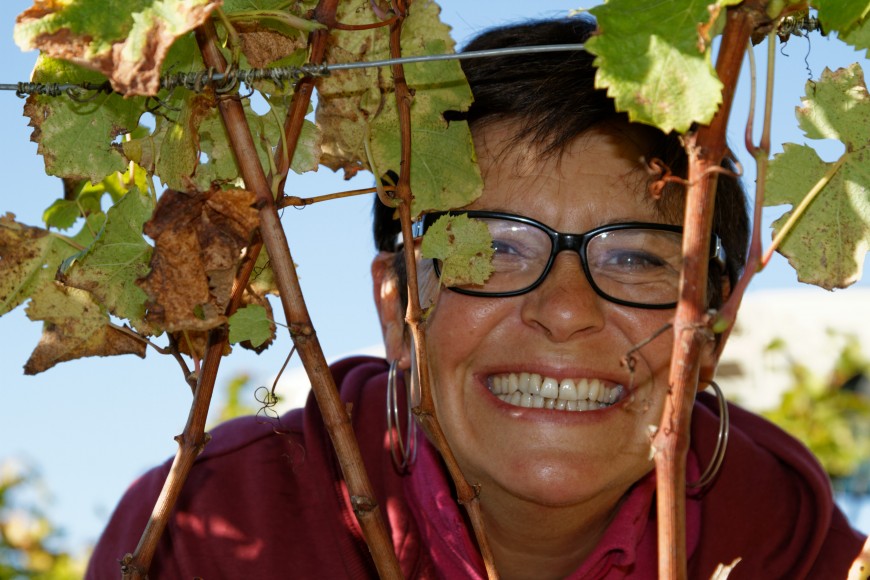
[212,373,258,424]
[763,336,870,479]
[0,460,86,579]
[23,56,146,184]
[586,0,739,133]
[317,0,482,217]
[228,304,273,348]
[813,0,870,38]
[766,64,870,289]
[60,187,154,330]
[421,214,493,286]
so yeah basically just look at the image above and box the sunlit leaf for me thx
[228,303,273,348]
[23,56,145,183]
[23,282,146,375]
[766,64,870,289]
[60,187,154,331]
[586,0,738,133]
[421,214,493,286]
[316,0,481,216]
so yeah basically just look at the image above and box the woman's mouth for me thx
[488,372,625,412]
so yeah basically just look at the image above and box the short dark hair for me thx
[374,16,749,310]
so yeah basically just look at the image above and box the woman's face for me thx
[423,122,677,508]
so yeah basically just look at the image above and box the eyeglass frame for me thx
[412,210,727,310]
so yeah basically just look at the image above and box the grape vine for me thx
[2,0,870,578]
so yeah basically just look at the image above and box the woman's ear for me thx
[372,252,411,369]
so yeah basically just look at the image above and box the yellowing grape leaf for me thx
[421,214,493,286]
[138,188,259,332]
[23,282,146,374]
[586,0,738,133]
[15,0,221,96]
[123,90,215,191]
[316,0,481,216]
[228,303,273,348]
[23,56,146,183]
[765,64,870,289]
[60,188,154,331]
[0,214,72,316]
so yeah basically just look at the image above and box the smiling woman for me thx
[86,15,865,580]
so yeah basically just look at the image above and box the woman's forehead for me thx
[469,121,659,218]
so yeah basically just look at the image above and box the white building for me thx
[717,288,870,411]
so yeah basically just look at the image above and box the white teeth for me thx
[540,377,559,399]
[576,378,589,400]
[518,372,531,394]
[588,381,600,403]
[559,378,578,401]
[489,372,624,413]
[509,373,520,394]
[529,373,542,395]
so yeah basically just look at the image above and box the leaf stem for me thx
[279,186,396,208]
[715,28,778,356]
[762,153,848,267]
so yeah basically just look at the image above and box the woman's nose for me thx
[520,252,606,341]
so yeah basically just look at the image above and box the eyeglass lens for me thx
[444,217,683,306]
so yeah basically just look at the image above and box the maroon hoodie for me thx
[86,357,865,579]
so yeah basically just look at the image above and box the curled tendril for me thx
[646,158,690,200]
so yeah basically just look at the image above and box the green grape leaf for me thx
[23,282,146,375]
[42,200,81,230]
[228,304,273,348]
[60,187,155,331]
[316,0,482,216]
[23,56,146,183]
[15,0,221,96]
[421,214,493,286]
[138,188,259,332]
[586,0,737,133]
[839,16,870,58]
[813,0,870,35]
[123,91,214,191]
[765,64,870,289]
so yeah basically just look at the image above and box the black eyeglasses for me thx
[413,210,726,309]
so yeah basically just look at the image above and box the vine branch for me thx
[385,1,498,577]
[653,3,767,578]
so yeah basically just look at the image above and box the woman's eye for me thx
[602,251,668,270]
[492,239,523,256]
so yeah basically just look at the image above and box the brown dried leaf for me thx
[14,0,221,96]
[237,25,307,68]
[138,188,259,332]
[24,282,146,375]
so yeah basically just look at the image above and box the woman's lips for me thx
[487,372,625,412]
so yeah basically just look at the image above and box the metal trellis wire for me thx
[0,43,587,99]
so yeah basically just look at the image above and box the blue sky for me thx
[0,0,868,555]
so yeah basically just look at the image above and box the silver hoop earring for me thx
[387,360,417,472]
[688,379,729,490]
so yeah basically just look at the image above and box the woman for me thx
[87,17,864,579]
